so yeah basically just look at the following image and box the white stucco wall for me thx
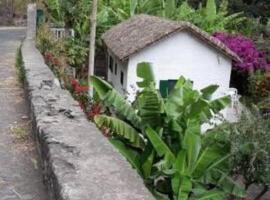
[126,31,232,102]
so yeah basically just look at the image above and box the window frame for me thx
[120,71,124,85]
[109,55,113,72]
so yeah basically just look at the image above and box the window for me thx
[159,80,177,98]
[120,71,124,85]
[115,63,118,75]
[109,56,113,72]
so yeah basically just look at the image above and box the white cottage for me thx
[102,15,241,103]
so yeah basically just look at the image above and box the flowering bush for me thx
[70,79,90,110]
[213,32,270,72]
[44,52,63,68]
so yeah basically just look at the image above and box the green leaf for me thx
[104,90,141,128]
[195,189,225,200]
[141,144,155,179]
[91,76,141,128]
[213,169,246,198]
[205,0,217,22]
[174,150,187,174]
[95,115,145,149]
[110,139,143,176]
[193,145,226,178]
[177,176,192,200]
[136,62,155,88]
[137,89,164,128]
[183,132,201,173]
[145,126,175,164]
[90,76,112,98]
[165,0,176,17]
[200,85,219,100]
[210,96,231,113]
[130,0,138,16]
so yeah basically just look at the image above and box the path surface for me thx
[0,27,48,200]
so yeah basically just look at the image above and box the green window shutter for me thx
[168,80,177,94]
[160,80,168,98]
[36,9,44,27]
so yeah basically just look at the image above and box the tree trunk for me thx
[88,0,98,97]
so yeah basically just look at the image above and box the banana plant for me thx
[91,62,245,199]
[145,126,246,199]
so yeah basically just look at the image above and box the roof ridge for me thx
[102,14,241,62]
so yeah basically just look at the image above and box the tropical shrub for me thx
[208,106,270,200]
[65,38,88,72]
[213,32,270,72]
[36,23,56,54]
[248,70,270,100]
[91,62,245,199]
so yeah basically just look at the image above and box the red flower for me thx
[52,58,61,66]
[79,101,85,110]
[88,103,102,120]
[71,79,79,89]
[75,85,89,93]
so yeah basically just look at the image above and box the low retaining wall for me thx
[21,38,154,200]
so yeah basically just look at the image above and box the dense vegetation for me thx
[36,0,270,199]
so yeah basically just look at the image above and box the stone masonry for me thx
[21,4,154,200]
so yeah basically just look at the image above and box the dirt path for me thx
[0,27,48,200]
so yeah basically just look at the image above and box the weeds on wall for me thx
[15,46,26,84]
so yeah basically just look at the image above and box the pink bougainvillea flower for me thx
[213,32,270,72]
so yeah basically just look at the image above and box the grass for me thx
[15,46,26,84]
[10,122,30,141]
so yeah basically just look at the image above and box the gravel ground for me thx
[0,27,48,200]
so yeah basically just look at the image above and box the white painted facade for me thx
[106,30,233,105]
[107,53,128,97]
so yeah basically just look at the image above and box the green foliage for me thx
[248,70,270,100]
[15,46,26,83]
[229,107,270,188]
[91,62,245,199]
[94,115,145,149]
[65,38,88,69]
[36,23,57,54]
[175,0,246,33]
[98,0,246,34]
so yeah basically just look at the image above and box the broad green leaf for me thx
[213,169,246,198]
[104,89,141,128]
[165,0,176,17]
[137,89,164,128]
[210,96,231,113]
[193,145,225,177]
[90,76,112,99]
[183,132,201,173]
[95,115,145,149]
[174,150,187,174]
[141,144,155,179]
[130,0,138,16]
[195,189,225,200]
[110,139,142,176]
[205,0,217,22]
[165,76,199,119]
[136,62,155,88]
[200,85,219,100]
[145,126,175,163]
[177,176,192,200]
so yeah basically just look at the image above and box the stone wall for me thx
[21,4,154,200]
